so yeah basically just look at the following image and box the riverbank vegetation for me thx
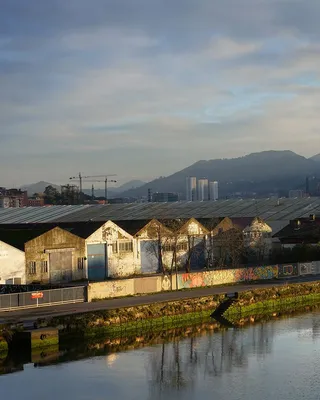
[48,282,320,337]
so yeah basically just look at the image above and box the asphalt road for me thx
[0,275,319,325]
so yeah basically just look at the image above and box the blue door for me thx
[190,237,206,270]
[140,240,159,273]
[87,244,107,281]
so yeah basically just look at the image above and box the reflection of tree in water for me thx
[147,322,277,397]
[147,337,199,399]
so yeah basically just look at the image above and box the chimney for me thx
[148,188,153,203]
[290,219,301,230]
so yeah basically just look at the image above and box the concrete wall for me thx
[0,241,26,284]
[88,264,278,300]
[88,275,162,300]
[86,221,140,278]
[87,260,320,300]
[25,227,86,284]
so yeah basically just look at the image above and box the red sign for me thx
[31,292,44,299]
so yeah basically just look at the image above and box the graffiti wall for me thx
[278,264,299,278]
[177,265,279,289]
[299,262,313,276]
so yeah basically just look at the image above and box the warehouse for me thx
[0,233,26,284]
[63,220,139,279]
[0,226,86,284]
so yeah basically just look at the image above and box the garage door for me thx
[49,251,73,283]
[87,244,107,281]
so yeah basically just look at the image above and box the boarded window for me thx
[118,241,133,253]
[163,242,188,252]
[77,257,85,270]
[112,242,118,253]
[29,261,36,275]
[41,261,48,273]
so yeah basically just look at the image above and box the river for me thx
[1,310,320,400]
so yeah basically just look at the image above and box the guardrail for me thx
[0,286,86,311]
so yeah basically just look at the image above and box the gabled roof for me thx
[54,221,106,239]
[231,217,255,230]
[0,227,53,251]
[196,217,225,231]
[114,219,152,236]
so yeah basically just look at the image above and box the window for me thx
[163,242,188,252]
[41,261,48,273]
[118,241,133,253]
[112,242,118,253]
[77,257,85,270]
[29,261,36,275]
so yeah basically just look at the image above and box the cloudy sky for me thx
[1,0,320,187]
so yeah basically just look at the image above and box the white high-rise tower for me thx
[186,177,197,201]
[197,178,209,201]
[209,181,219,201]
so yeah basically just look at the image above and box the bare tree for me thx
[214,228,245,268]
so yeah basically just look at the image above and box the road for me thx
[0,275,319,325]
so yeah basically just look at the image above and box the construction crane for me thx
[82,174,117,202]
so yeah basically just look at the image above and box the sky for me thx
[1,0,320,188]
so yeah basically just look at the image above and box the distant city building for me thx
[152,192,179,203]
[0,188,28,208]
[186,177,197,201]
[209,181,219,201]
[197,178,209,201]
[288,190,304,199]
[28,197,45,207]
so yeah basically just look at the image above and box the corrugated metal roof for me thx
[0,198,320,225]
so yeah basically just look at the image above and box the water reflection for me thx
[1,309,320,400]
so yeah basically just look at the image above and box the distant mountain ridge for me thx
[21,181,60,195]
[119,150,320,199]
[310,154,320,162]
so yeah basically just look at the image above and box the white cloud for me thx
[1,0,320,185]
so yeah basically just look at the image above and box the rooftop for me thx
[0,198,319,225]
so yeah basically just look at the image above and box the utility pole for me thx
[91,184,94,201]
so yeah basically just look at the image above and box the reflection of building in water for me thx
[106,353,118,367]
[146,322,276,398]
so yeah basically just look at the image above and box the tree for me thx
[214,228,245,268]
[43,185,61,205]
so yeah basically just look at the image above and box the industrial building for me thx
[0,198,319,283]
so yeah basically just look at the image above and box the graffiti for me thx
[162,275,171,291]
[278,264,298,278]
[234,266,278,282]
[177,265,279,289]
[299,263,313,276]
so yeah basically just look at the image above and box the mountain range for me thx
[20,151,320,199]
[21,180,146,197]
[120,151,320,199]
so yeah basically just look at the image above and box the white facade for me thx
[186,177,197,201]
[197,179,209,201]
[0,240,26,284]
[243,217,273,261]
[86,221,140,278]
[0,197,10,208]
[209,181,219,201]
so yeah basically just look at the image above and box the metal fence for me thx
[0,286,86,311]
